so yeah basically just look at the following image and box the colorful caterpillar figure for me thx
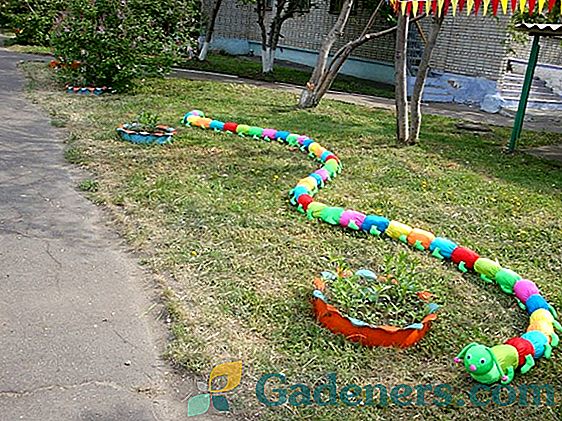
[181,110,560,385]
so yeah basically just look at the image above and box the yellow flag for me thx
[519,0,526,12]
[483,0,491,15]
[500,0,508,12]
[401,0,408,14]
[413,0,419,15]
[451,0,458,14]
[426,0,433,13]
[437,0,445,15]
[537,0,545,13]
[467,0,474,14]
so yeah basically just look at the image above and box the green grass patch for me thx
[325,254,432,327]
[6,43,53,55]
[78,179,99,192]
[180,52,395,99]
[21,62,562,420]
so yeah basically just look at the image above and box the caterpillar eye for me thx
[480,358,486,364]
[466,354,471,360]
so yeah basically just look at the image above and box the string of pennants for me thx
[392,0,560,16]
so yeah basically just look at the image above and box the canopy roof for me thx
[516,22,562,35]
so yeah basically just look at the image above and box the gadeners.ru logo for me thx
[255,372,555,408]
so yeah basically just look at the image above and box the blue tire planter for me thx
[66,85,114,95]
[116,124,176,145]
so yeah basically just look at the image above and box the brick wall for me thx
[422,14,511,81]
[205,0,397,63]
[510,35,562,66]
[204,0,513,81]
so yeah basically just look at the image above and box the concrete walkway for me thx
[0,51,202,420]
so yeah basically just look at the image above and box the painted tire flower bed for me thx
[116,123,176,145]
[183,110,561,384]
[313,268,439,348]
[66,85,114,95]
[117,112,176,145]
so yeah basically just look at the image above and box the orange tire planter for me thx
[312,277,438,348]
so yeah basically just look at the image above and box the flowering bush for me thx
[0,0,65,46]
[50,0,200,90]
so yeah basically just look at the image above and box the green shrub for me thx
[50,0,200,90]
[0,0,65,46]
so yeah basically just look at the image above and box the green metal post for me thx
[508,34,541,153]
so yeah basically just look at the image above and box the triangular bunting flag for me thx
[406,1,413,15]
[451,0,458,15]
[401,0,407,15]
[474,0,483,13]
[510,0,517,11]
[459,0,466,12]
[467,0,474,14]
[482,0,490,15]
[444,0,452,14]
[438,0,445,15]
[519,0,526,12]
[538,0,546,12]
[418,0,425,15]
[426,0,432,14]
[548,0,556,12]
[491,0,500,15]
[500,0,508,13]
[432,0,439,14]
[412,0,419,15]
[528,0,536,13]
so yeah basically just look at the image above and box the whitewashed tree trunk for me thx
[198,0,223,61]
[262,47,274,73]
[198,41,210,61]
[395,13,410,145]
[409,15,444,144]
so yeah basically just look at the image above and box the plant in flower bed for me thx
[325,253,434,327]
[117,111,176,145]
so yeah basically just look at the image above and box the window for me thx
[329,0,357,15]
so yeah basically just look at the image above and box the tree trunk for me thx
[408,15,444,143]
[297,1,425,110]
[262,46,274,73]
[298,0,355,108]
[198,0,223,61]
[394,13,410,145]
[260,0,279,74]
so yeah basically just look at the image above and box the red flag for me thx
[443,0,451,14]
[510,0,517,11]
[491,0,500,15]
[459,0,466,11]
[528,0,536,13]
[548,0,556,12]
[406,1,412,15]
[418,0,425,14]
[474,0,483,14]
[432,0,439,14]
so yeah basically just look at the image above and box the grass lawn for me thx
[4,43,53,55]
[180,52,395,99]
[22,62,562,420]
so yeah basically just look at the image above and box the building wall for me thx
[510,35,562,66]
[204,0,514,82]
[422,14,511,81]
[205,0,397,64]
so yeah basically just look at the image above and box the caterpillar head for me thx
[454,343,495,376]
[464,345,494,375]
